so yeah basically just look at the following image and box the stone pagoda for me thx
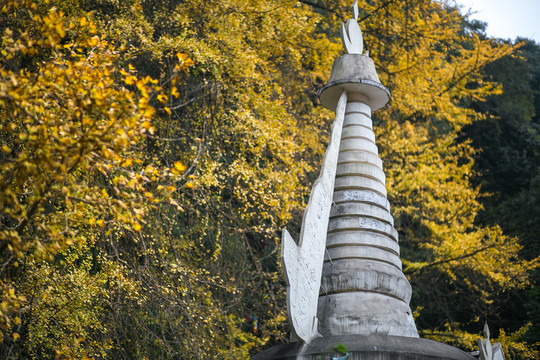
[252,2,499,359]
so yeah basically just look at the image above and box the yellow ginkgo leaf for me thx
[174,161,187,172]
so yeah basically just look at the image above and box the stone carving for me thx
[479,323,493,360]
[341,0,363,54]
[281,90,348,343]
[478,323,506,360]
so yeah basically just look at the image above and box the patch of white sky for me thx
[452,0,540,43]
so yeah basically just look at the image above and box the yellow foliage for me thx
[0,0,537,358]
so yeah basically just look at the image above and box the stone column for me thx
[317,81,417,338]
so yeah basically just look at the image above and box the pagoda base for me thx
[251,334,476,360]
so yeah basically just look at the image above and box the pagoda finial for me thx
[341,0,363,54]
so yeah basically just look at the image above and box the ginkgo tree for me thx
[0,0,335,358]
[1,0,538,359]
[0,1,209,358]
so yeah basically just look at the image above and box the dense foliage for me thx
[463,37,540,349]
[0,0,538,359]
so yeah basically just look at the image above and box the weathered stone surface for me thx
[332,189,390,211]
[478,323,506,360]
[342,125,377,142]
[337,150,383,169]
[329,55,381,84]
[339,138,379,155]
[319,55,390,111]
[253,5,479,359]
[336,163,386,184]
[281,91,348,343]
[321,260,411,300]
[327,216,399,242]
[281,3,417,348]
[251,334,477,360]
[334,176,387,197]
[278,5,414,344]
[343,112,373,128]
[326,231,399,254]
[330,202,394,225]
[317,292,417,337]
[341,0,363,55]
[324,246,402,269]
[346,101,372,115]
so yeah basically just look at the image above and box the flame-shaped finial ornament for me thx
[341,0,363,54]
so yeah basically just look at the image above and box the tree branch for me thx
[359,0,397,23]
[409,244,497,273]
[298,0,328,13]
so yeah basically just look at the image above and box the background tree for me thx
[463,37,540,349]
[1,0,336,358]
[1,0,538,359]
[0,1,256,358]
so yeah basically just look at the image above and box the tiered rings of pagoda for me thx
[316,86,417,338]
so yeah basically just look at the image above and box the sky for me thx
[455,0,540,43]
